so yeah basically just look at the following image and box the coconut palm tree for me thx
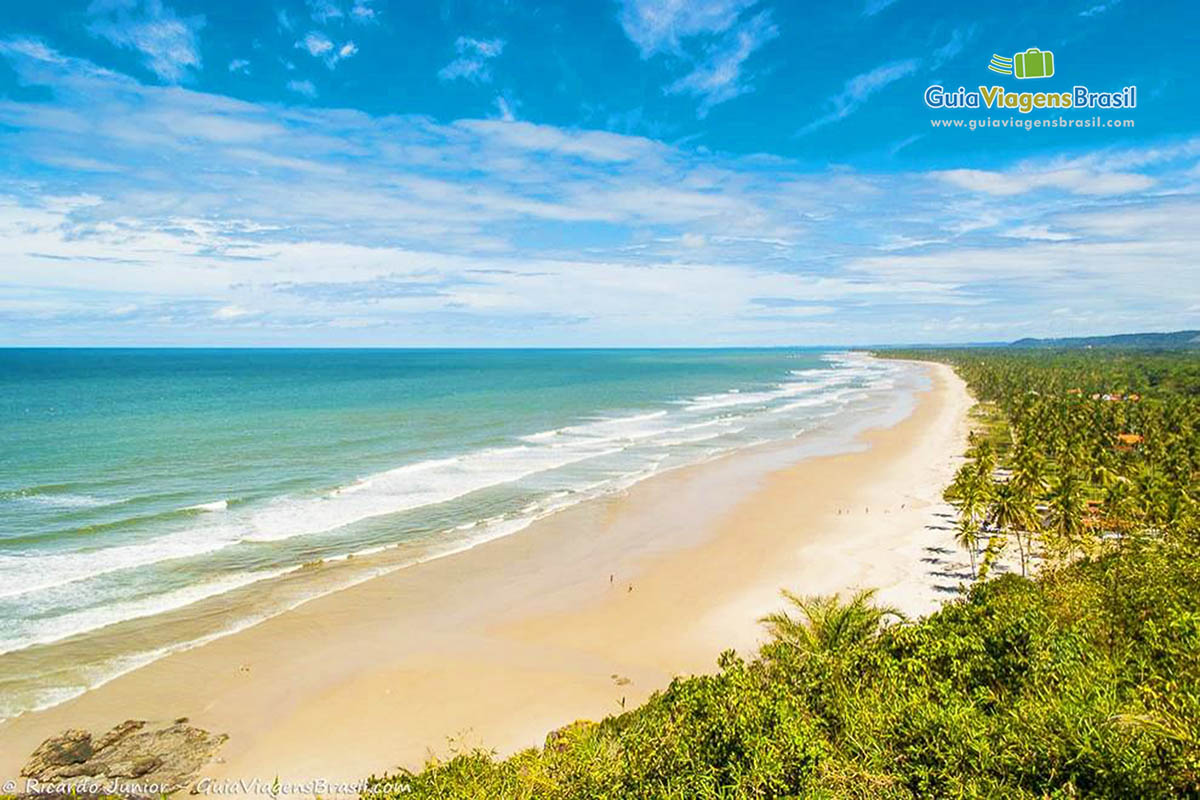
[1047,471,1088,558]
[955,514,978,579]
[973,441,997,483]
[1011,446,1049,498]
[989,480,1036,576]
[760,589,903,655]
[1103,475,1140,536]
[976,531,1007,580]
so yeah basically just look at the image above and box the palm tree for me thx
[989,480,1036,576]
[955,514,978,578]
[973,441,997,483]
[1047,472,1088,559]
[977,531,1007,580]
[957,476,989,531]
[1103,475,1140,537]
[1011,446,1049,498]
[760,589,902,655]
[1088,458,1121,494]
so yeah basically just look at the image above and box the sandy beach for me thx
[0,360,973,794]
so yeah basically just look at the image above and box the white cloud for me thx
[453,120,660,162]
[494,95,517,122]
[665,11,777,117]
[295,31,357,68]
[931,27,972,69]
[1037,136,1200,173]
[617,0,757,57]
[286,78,317,97]
[1002,225,1077,241]
[877,234,948,251]
[800,59,919,134]
[1058,202,1200,239]
[0,38,67,65]
[307,0,342,23]
[350,0,376,21]
[863,0,900,15]
[617,0,774,117]
[1080,0,1121,16]
[889,133,923,156]
[298,31,333,57]
[438,37,505,84]
[934,168,1155,196]
[849,211,1200,286]
[228,58,249,74]
[87,0,204,83]
[212,304,253,320]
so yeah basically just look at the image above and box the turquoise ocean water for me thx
[0,348,909,718]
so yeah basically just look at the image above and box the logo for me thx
[988,48,1055,79]
[923,46,1136,115]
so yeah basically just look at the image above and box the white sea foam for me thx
[11,492,120,510]
[0,567,297,655]
[240,441,625,543]
[520,409,671,445]
[185,499,228,512]
[0,528,244,601]
[682,371,859,413]
[656,426,745,447]
[0,438,633,597]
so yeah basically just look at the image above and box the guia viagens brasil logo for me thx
[988,48,1054,79]
[924,48,1135,113]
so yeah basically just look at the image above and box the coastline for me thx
[0,360,973,792]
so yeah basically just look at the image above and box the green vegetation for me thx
[923,349,1199,581]
[364,350,1200,799]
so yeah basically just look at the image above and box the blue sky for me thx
[0,0,1196,346]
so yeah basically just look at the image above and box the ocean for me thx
[0,348,912,719]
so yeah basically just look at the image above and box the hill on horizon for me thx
[1009,330,1200,350]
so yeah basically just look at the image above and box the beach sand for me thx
[0,361,973,795]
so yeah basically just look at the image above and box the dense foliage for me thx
[914,349,1199,579]
[364,350,1200,799]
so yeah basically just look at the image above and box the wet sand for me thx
[0,360,973,795]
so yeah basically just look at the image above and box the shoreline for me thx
[0,360,973,792]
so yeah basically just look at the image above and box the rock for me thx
[51,761,102,779]
[95,719,145,752]
[19,719,227,794]
[107,755,161,778]
[21,729,93,775]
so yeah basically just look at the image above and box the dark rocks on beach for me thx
[21,728,94,771]
[19,718,227,795]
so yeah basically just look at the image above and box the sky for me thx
[0,0,1197,346]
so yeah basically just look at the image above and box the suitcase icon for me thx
[1013,48,1054,79]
